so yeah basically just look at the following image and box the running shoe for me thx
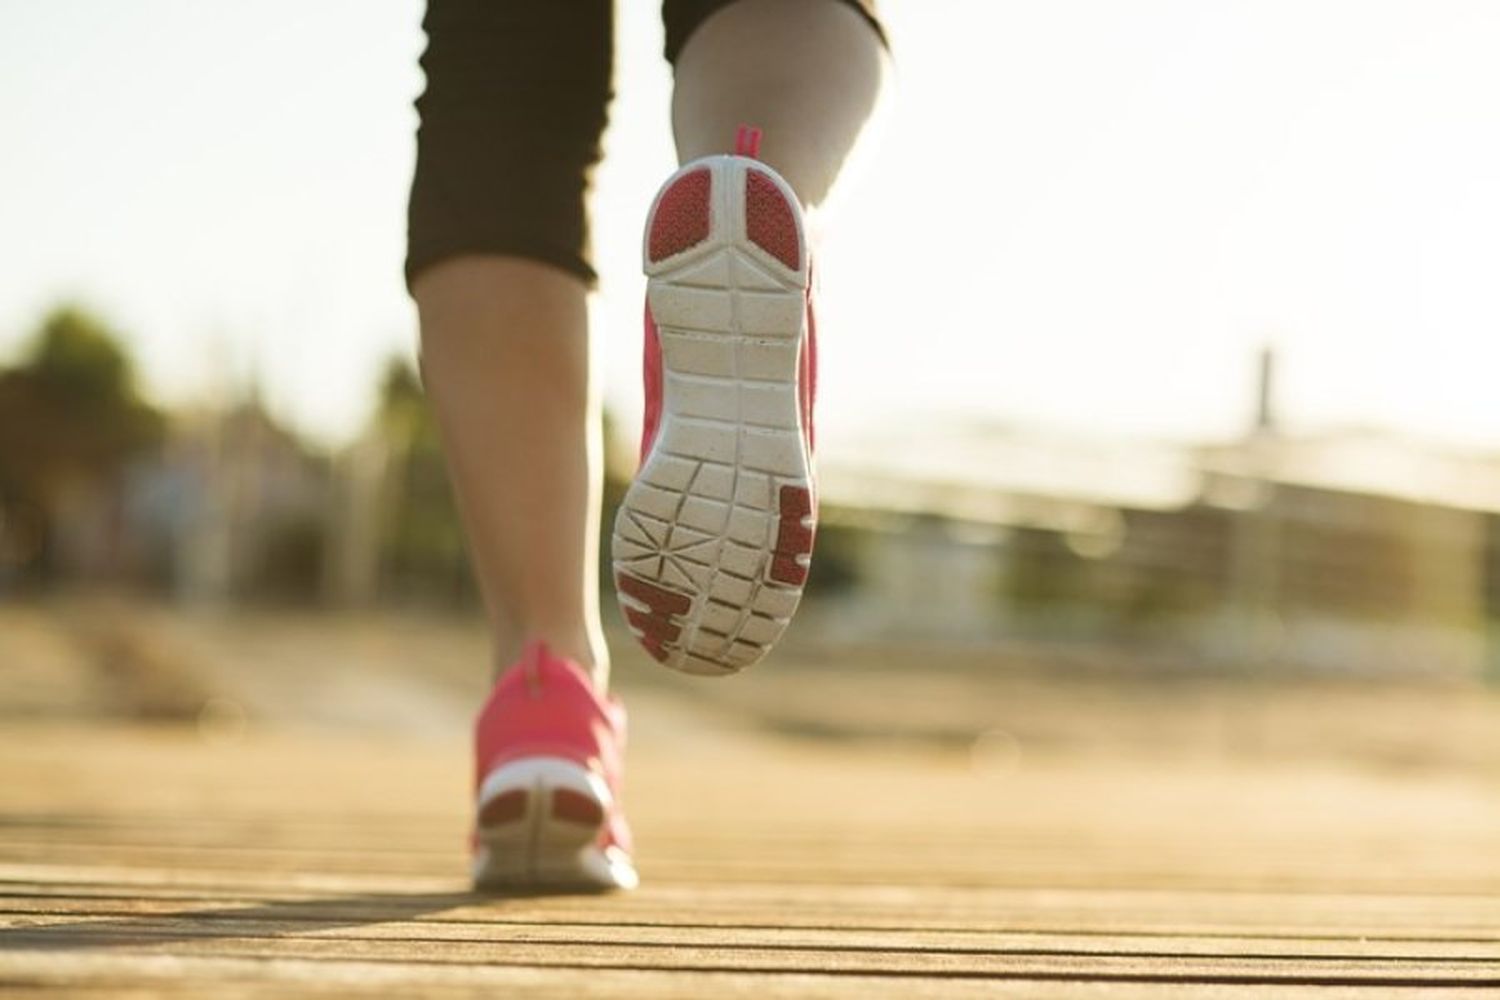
[470,641,637,891]
[612,126,818,676]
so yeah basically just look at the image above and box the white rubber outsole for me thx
[612,155,815,677]
[471,757,638,892]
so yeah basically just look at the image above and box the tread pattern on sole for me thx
[646,168,712,263]
[614,156,814,676]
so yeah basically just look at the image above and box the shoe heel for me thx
[647,166,714,264]
[472,757,614,890]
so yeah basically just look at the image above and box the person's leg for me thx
[669,0,888,211]
[410,2,634,892]
[414,260,607,685]
[407,2,613,687]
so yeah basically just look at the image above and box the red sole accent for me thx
[551,788,605,826]
[617,572,692,614]
[770,485,815,585]
[616,572,693,662]
[624,605,681,642]
[648,169,712,262]
[745,169,800,270]
[477,790,527,828]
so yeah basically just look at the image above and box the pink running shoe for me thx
[470,641,637,891]
[612,126,817,676]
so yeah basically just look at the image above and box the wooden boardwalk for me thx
[4,712,1500,998]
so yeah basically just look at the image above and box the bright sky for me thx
[4,1,1499,453]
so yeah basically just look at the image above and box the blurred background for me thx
[4,1,1500,773]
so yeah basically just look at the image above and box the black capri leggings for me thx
[405,0,885,290]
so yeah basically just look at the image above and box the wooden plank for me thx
[2,942,1498,991]
[4,722,1500,996]
[5,953,1495,1000]
[6,910,1500,963]
[5,883,1500,941]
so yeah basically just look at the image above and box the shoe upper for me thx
[473,641,631,852]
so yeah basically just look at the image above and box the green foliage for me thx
[0,304,165,583]
[376,355,435,448]
[371,355,474,604]
[26,306,143,408]
[0,304,163,489]
[804,521,863,595]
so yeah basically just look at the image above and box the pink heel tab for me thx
[488,640,593,698]
[514,640,622,714]
[518,639,597,686]
[735,124,763,159]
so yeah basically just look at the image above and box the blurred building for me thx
[815,421,1500,679]
[126,400,330,603]
[10,310,1498,680]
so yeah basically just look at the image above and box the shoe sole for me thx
[471,757,638,892]
[612,155,815,676]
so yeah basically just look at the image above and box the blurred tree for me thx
[29,306,145,407]
[376,354,433,448]
[0,306,164,581]
[367,354,643,611]
[372,355,474,605]
[0,305,163,476]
